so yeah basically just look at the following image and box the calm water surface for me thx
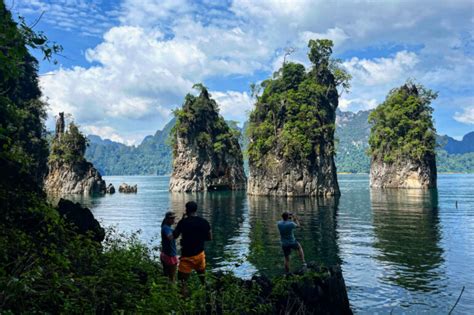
[67,174,474,314]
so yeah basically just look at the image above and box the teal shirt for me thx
[277,220,298,246]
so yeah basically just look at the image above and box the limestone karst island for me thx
[1,1,473,314]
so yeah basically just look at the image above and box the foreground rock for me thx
[369,83,437,188]
[45,113,107,195]
[247,40,344,196]
[212,264,352,314]
[169,85,246,192]
[57,198,105,242]
[119,183,137,193]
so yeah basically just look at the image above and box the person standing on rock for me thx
[277,212,307,273]
[160,211,178,281]
[173,201,212,294]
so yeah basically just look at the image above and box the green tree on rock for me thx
[247,39,350,164]
[368,81,438,164]
[247,39,350,196]
[169,84,246,192]
[171,84,242,158]
[49,120,88,165]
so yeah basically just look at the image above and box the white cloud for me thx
[299,28,349,48]
[35,0,473,141]
[339,97,378,112]
[118,0,192,27]
[454,107,474,125]
[343,51,419,86]
[339,51,419,112]
[15,0,118,37]
[211,91,254,123]
[82,125,137,145]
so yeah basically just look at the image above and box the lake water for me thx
[66,174,474,314]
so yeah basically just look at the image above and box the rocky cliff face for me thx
[247,153,339,196]
[170,134,246,192]
[45,113,106,195]
[370,156,437,188]
[169,86,246,192]
[45,161,106,194]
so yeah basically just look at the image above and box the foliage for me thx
[0,3,341,314]
[0,2,53,184]
[247,39,350,165]
[49,121,88,164]
[86,112,474,175]
[435,150,474,173]
[368,81,438,163]
[170,84,243,160]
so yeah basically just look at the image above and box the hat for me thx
[165,211,176,219]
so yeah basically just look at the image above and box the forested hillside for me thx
[86,119,175,175]
[85,112,474,175]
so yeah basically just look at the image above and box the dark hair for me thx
[161,211,176,227]
[282,212,290,220]
[185,201,198,214]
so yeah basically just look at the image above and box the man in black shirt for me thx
[173,201,211,291]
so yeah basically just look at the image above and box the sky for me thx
[11,0,474,145]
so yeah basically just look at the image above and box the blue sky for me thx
[13,0,474,144]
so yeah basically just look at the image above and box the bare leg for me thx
[162,263,177,282]
[284,255,290,273]
[297,243,306,264]
[169,264,177,282]
[178,271,191,296]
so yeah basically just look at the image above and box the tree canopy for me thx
[0,2,63,184]
[247,39,351,165]
[49,121,88,164]
[368,81,437,163]
[171,84,242,158]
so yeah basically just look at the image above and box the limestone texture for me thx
[370,156,437,189]
[45,161,106,195]
[45,113,107,195]
[169,86,246,192]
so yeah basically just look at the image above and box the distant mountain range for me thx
[85,111,474,175]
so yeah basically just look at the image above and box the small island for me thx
[247,39,350,196]
[44,113,107,194]
[369,82,438,188]
[169,84,247,192]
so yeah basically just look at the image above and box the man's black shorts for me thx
[282,242,300,257]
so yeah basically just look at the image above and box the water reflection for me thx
[247,196,341,277]
[370,189,445,292]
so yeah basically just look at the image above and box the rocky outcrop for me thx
[57,198,105,242]
[212,263,352,314]
[45,161,107,194]
[106,183,115,194]
[370,156,437,188]
[119,183,137,193]
[247,40,343,196]
[248,154,339,196]
[45,113,107,195]
[368,83,438,189]
[169,85,246,192]
[169,135,246,192]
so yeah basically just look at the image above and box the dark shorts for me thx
[282,242,300,257]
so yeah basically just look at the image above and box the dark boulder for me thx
[106,183,115,194]
[57,198,105,242]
